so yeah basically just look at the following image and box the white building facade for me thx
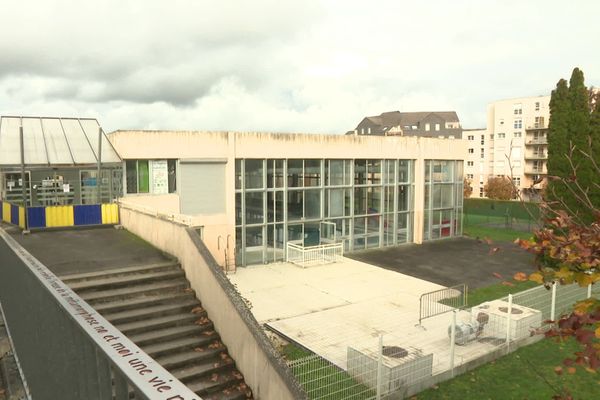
[463,95,550,200]
[108,131,467,267]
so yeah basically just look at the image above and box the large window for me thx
[125,159,177,194]
[423,160,463,240]
[235,158,415,266]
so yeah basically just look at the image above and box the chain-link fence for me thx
[287,282,599,400]
[463,198,540,233]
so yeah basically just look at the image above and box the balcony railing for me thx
[526,123,547,130]
[525,138,548,145]
[525,152,548,160]
[525,167,547,175]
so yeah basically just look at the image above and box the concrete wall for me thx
[119,204,306,400]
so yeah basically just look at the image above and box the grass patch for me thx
[414,337,600,400]
[467,280,539,307]
[417,282,599,399]
[463,224,533,243]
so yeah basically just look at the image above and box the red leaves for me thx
[554,366,563,375]
[513,272,528,281]
[488,247,500,255]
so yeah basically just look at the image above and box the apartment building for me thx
[349,111,462,138]
[486,95,550,201]
[462,128,488,198]
[463,96,550,200]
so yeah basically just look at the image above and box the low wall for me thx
[0,201,119,230]
[1,201,25,229]
[119,205,306,400]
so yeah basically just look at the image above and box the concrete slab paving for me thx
[229,259,444,324]
[228,258,455,369]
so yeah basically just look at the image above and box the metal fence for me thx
[418,284,467,325]
[287,282,600,400]
[463,198,540,233]
[0,228,200,400]
[287,242,344,268]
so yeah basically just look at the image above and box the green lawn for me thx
[463,224,534,243]
[414,338,600,400]
[416,282,599,400]
[467,280,538,307]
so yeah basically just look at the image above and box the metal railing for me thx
[286,242,344,268]
[0,228,201,400]
[418,284,467,325]
[287,282,598,400]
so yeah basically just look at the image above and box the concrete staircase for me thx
[60,262,252,400]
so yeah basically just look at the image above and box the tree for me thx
[546,68,598,223]
[517,130,600,385]
[463,177,473,198]
[484,176,516,200]
[546,79,570,206]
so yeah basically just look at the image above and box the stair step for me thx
[104,299,201,325]
[59,261,179,283]
[116,313,200,336]
[186,369,245,397]
[156,344,226,370]
[80,280,190,303]
[172,358,235,383]
[202,387,251,400]
[93,292,197,314]
[69,269,185,292]
[129,324,209,347]
[143,334,219,358]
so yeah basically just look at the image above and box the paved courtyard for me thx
[348,237,535,289]
[7,225,171,276]
[228,258,517,373]
[228,239,538,372]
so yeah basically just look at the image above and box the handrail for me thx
[0,228,200,400]
[418,284,467,326]
[286,241,344,268]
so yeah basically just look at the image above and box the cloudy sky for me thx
[1,0,599,133]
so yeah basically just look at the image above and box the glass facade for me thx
[423,160,464,240]
[235,159,415,266]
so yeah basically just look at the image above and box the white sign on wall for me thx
[151,160,168,194]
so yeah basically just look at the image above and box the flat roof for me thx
[0,116,121,167]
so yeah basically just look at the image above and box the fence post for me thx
[505,294,513,354]
[587,283,592,299]
[550,282,557,321]
[450,310,457,377]
[376,334,383,400]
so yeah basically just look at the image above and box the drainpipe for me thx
[19,122,29,231]
[97,127,103,203]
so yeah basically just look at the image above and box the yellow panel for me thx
[101,204,119,224]
[46,206,74,227]
[2,203,10,223]
[18,207,25,229]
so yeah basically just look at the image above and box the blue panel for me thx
[27,207,46,229]
[10,205,19,225]
[73,205,102,226]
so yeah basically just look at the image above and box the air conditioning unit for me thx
[470,300,543,341]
